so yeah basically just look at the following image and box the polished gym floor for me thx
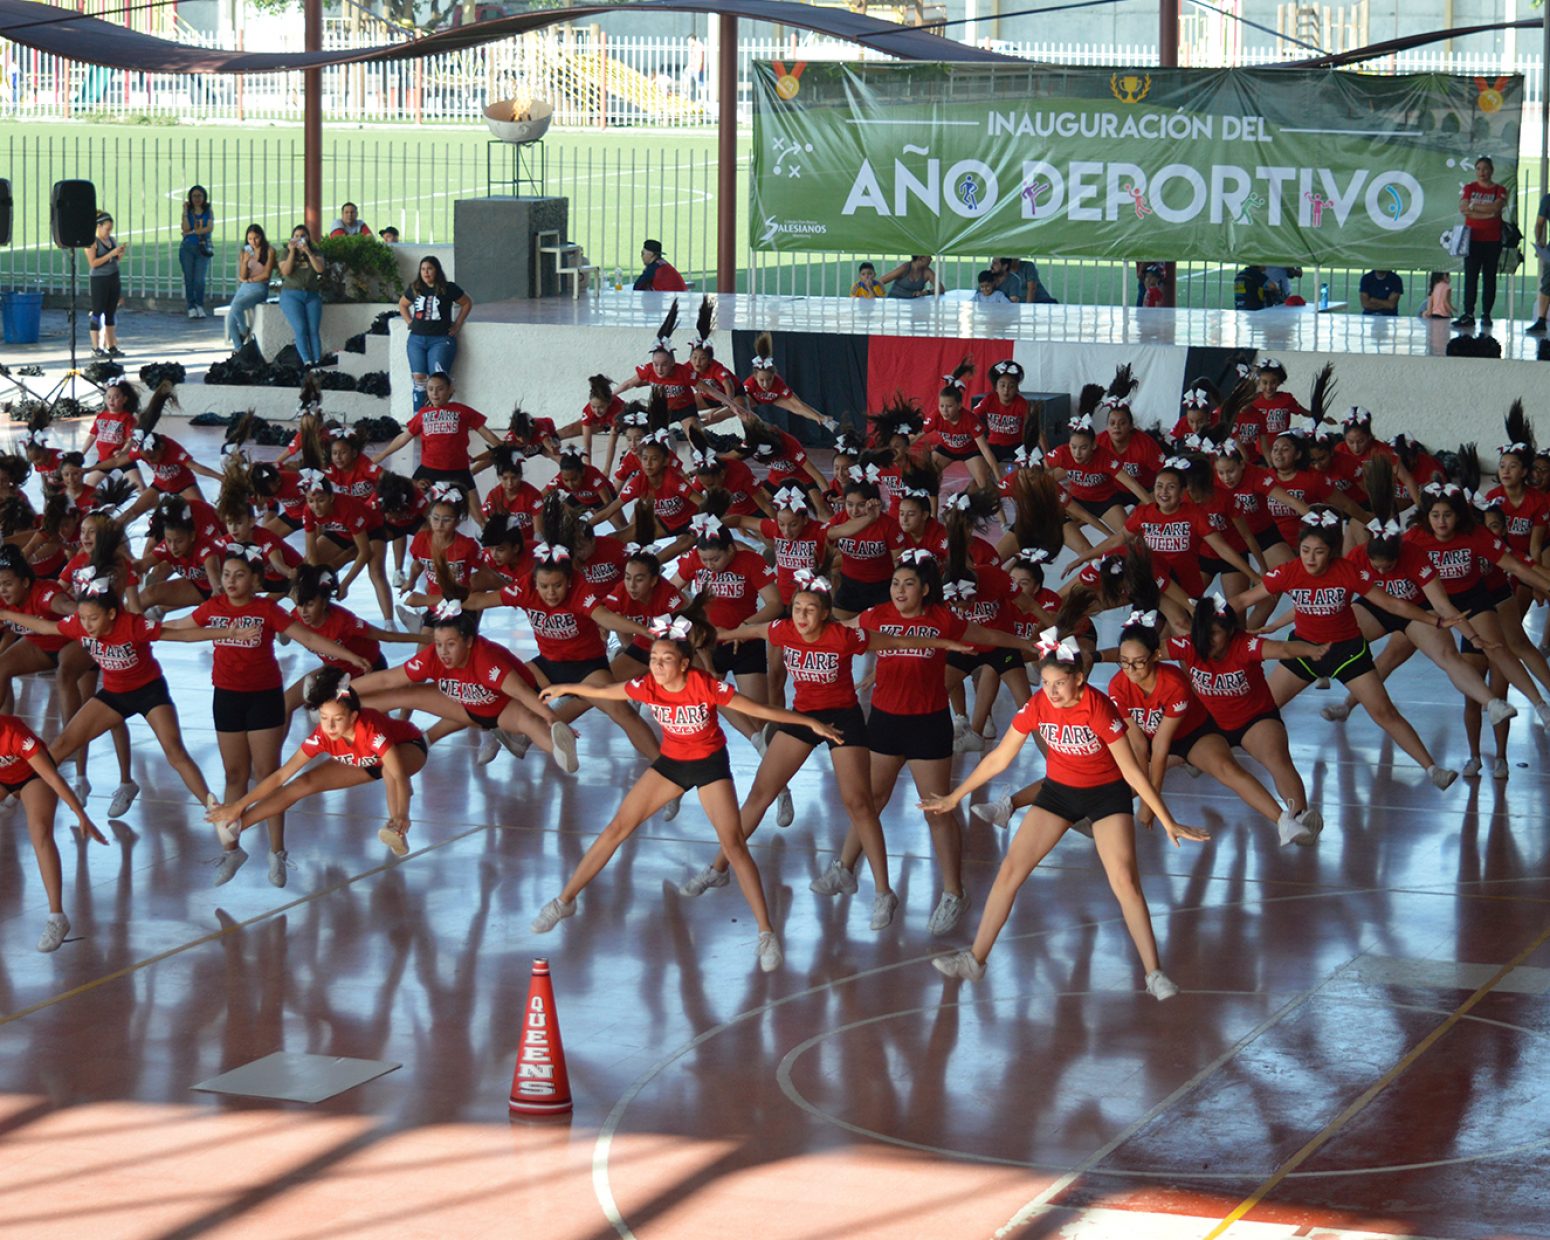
[1,427,1548,1240]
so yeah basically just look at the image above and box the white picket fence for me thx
[0,27,1541,128]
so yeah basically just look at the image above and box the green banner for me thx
[750,62,1522,267]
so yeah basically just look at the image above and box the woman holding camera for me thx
[178,184,215,319]
[277,223,326,367]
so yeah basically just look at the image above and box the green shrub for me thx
[318,235,399,303]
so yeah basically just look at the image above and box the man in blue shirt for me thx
[1359,269,1404,315]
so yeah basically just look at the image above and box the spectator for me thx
[634,240,688,291]
[84,212,125,358]
[1263,265,1302,302]
[277,223,326,368]
[1358,269,1404,315]
[1421,271,1455,321]
[1454,155,1508,329]
[990,256,1024,302]
[1234,264,1280,312]
[682,34,706,102]
[399,256,472,413]
[225,224,275,353]
[880,254,938,298]
[1134,261,1168,307]
[849,262,884,298]
[380,226,400,245]
[970,270,1009,304]
[329,202,373,239]
[1140,265,1165,308]
[1527,189,1550,336]
[178,184,214,320]
[1010,257,1059,303]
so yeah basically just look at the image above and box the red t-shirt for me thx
[132,438,198,493]
[689,457,763,517]
[287,602,383,671]
[1219,465,1277,536]
[767,618,868,713]
[1460,180,1508,242]
[1125,502,1213,595]
[503,417,559,459]
[677,547,774,629]
[1165,632,1275,731]
[578,537,628,595]
[974,391,1030,446]
[0,715,45,787]
[1098,429,1166,489]
[625,666,736,760]
[301,708,423,768]
[1256,468,1332,543]
[499,576,606,662]
[1011,685,1129,787]
[922,407,985,455]
[402,635,531,720]
[1484,485,1550,557]
[618,469,695,532]
[634,361,696,412]
[151,535,221,594]
[6,580,69,653]
[1048,442,1126,503]
[407,402,487,472]
[214,526,300,577]
[408,531,482,595]
[482,479,545,538]
[59,551,139,599]
[1347,543,1436,606]
[191,594,292,691]
[269,468,307,523]
[741,372,794,406]
[943,563,1016,652]
[581,394,625,429]
[603,577,685,652]
[1248,392,1306,445]
[1260,556,1372,644]
[550,464,613,510]
[90,409,137,461]
[859,602,967,715]
[825,511,905,583]
[59,610,164,694]
[758,428,811,487]
[327,456,382,506]
[1108,661,1210,740]
[758,516,828,603]
[1403,524,1506,595]
[691,359,738,401]
[302,493,373,541]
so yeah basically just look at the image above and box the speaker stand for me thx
[30,247,101,417]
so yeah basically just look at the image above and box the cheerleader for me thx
[601,509,686,683]
[214,473,298,594]
[612,300,700,429]
[920,360,999,488]
[736,332,840,433]
[1095,368,1167,493]
[1169,380,1219,446]
[251,459,306,539]
[975,359,1034,462]
[300,471,395,625]
[926,629,1209,995]
[1233,357,1308,464]
[531,612,845,973]
[1045,408,1149,536]
[0,712,101,952]
[686,429,773,519]
[684,298,739,414]
[350,599,578,771]
[547,450,617,514]
[825,474,905,620]
[397,485,482,621]
[479,447,544,540]
[284,563,420,719]
[999,454,1113,561]
[1336,407,1420,506]
[80,376,139,478]
[0,547,76,714]
[18,493,78,581]
[373,371,501,496]
[473,513,532,589]
[1486,405,1549,568]
[377,471,428,587]
[207,667,430,859]
[138,495,223,618]
[19,414,62,496]
[99,385,224,524]
[588,423,700,557]
[551,373,625,464]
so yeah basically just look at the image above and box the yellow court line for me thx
[0,822,492,1029]
[1200,919,1550,1240]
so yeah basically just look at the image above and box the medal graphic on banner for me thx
[1474,76,1509,114]
[771,61,808,101]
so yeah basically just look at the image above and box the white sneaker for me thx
[952,714,969,740]
[1314,676,1331,690]
[377,823,409,857]
[981,718,997,741]
[971,794,1013,828]
[1463,757,1482,778]
[869,889,899,930]
[71,776,91,804]
[663,795,682,821]
[143,605,165,623]
[1428,764,1459,790]
[1276,810,1313,847]
[548,722,578,773]
[268,849,295,888]
[531,896,576,933]
[499,728,532,759]
[1486,698,1518,726]
[212,846,249,886]
[927,890,968,936]
[1298,808,1324,834]
[679,865,730,896]
[1069,816,1094,839]
[810,858,858,896]
[1145,969,1180,1001]
[749,728,768,757]
[953,729,985,754]
[37,913,70,953]
[395,604,420,631]
[476,731,501,766]
[1321,702,1352,722]
[187,308,199,319]
[392,569,407,589]
[932,948,986,981]
[1535,700,1550,728]
[756,931,783,972]
[1494,757,1510,780]
[775,787,794,827]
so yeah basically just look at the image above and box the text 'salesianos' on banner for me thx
[750,61,1523,268]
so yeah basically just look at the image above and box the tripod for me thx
[32,247,103,416]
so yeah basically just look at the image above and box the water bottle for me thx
[611,266,624,291]
[1318,282,1330,310]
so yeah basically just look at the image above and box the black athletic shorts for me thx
[413,466,477,493]
[652,746,733,790]
[0,772,40,795]
[1281,634,1375,685]
[1034,776,1134,824]
[1252,523,1286,551]
[990,442,1021,464]
[465,708,502,730]
[530,655,611,686]
[1198,554,1231,581]
[95,675,175,721]
[932,443,980,463]
[1217,706,1283,750]
[363,736,429,779]
[834,574,892,614]
[1449,581,1509,618]
[617,642,649,665]
[384,519,420,542]
[947,646,1020,675]
[712,638,766,678]
[866,705,952,761]
[212,686,286,733]
[1168,716,1221,760]
[1356,596,1415,637]
[773,703,868,751]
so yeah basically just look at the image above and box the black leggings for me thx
[90,273,121,329]
[1463,239,1502,317]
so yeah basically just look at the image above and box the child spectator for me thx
[380,227,400,244]
[1141,265,1165,308]
[1421,271,1454,320]
[971,271,1010,304]
[849,262,884,298]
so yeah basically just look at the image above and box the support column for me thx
[304,0,322,239]
[717,14,738,293]
[1159,0,1179,308]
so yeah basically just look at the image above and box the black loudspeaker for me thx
[51,180,96,249]
[0,179,11,246]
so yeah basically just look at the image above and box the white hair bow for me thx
[335,672,353,698]
[431,598,463,620]
[643,429,674,447]
[943,492,971,512]
[773,485,808,512]
[1016,548,1051,566]
[230,542,266,565]
[650,614,692,639]
[690,513,723,536]
[941,372,966,391]
[104,376,132,391]
[621,411,650,428]
[1124,609,1160,628]
[1068,413,1094,433]
[1219,436,1241,456]
[1162,456,1193,471]
[299,469,329,493]
[902,486,933,499]
[77,567,112,597]
[898,548,934,566]
[650,335,675,354]
[751,354,777,371]
[690,448,717,470]
[943,578,977,601]
[1367,517,1403,537]
[848,463,881,484]
[1342,406,1373,428]
[989,360,1022,379]
[1013,445,1044,467]
[1468,489,1498,512]
[1500,441,1531,455]
[1424,481,1462,498]
[130,428,154,449]
[1234,362,1253,379]
[1211,594,1233,615]
[427,481,461,504]
[533,541,571,563]
[1035,626,1080,662]
[792,568,831,594]
[1305,509,1343,528]
[1257,356,1283,371]
[1182,387,1213,409]
[833,434,860,456]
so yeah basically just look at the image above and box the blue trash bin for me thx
[1,291,42,344]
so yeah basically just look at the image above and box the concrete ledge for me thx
[253,302,391,362]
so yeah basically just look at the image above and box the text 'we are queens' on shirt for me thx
[624,666,736,761]
[1011,684,1128,788]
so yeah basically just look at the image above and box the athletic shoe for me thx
[268,849,295,888]
[1428,764,1459,790]
[663,795,681,821]
[1291,809,1322,846]
[37,913,70,953]
[1463,757,1483,779]
[1528,318,1548,337]
[1452,315,1475,328]
[1494,757,1510,780]
[548,722,579,773]
[1314,676,1331,690]
[971,794,1014,827]
[1481,316,1494,330]
[1534,700,1550,728]
[775,787,794,828]
[187,308,199,319]
[392,569,407,589]
[982,718,997,741]
[1487,698,1518,726]
[70,776,91,804]
[1069,816,1094,839]
[106,347,125,358]
[869,890,899,930]
[953,729,984,754]
[810,858,857,896]
[749,728,768,757]
[1145,970,1180,1001]
[756,931,783,972]
[213,815,242,847]
[951,714,969,740]
[530,896,576,933]
[395,604,419,631]
[92,347,108,358]
[143,605,165,624]
[211,846,249,886]
[932,949,985,981]
[927,890,968,936]
[1276,810,1313,847]
[377,823,409,857]
[1321,702,1352,722]
[499,728,532,760]
[678,865,730,897]
[476,731,501,766]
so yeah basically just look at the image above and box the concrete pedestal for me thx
[452,197,568,304]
